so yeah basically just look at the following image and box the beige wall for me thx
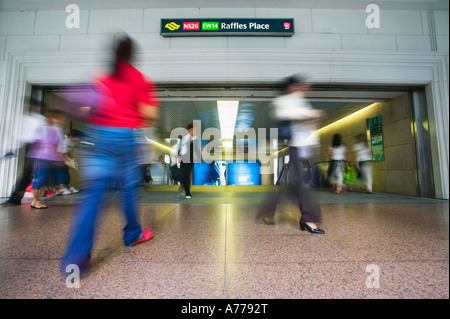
[313,93,419,196]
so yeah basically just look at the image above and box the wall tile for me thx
[433,10,449,35]
[0,36,6,60]
[397,35,431,51]
[384,170,418,196]
[312,9,367,34]
[0,60,6,85]
[436,35,449,52]
[60,34,114,51]
[0,12,35,35]
[382,94,411,123]
[383,118,413,148]
[88,9,144,34]
[341,34,396,50]
[368,10,423,35]
[35,10,89,34]
[420,11,430,35]
[129,32,171,51]
[199,8,256,18]
[170,36,227,49]
[286,33,341,50]
[5,35,60,54]
[227,37,285,49]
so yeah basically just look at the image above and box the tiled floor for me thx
[0,186,448,299]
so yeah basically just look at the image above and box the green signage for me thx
[161,18,295,37]
[202,22,219,31]
[368,115,384,162]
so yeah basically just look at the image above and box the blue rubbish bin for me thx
[193,162,210,185]
[193,161,227,185]
[227,162,261,185]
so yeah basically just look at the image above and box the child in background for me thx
[326,133,347,194]
[353,133,373,194]
[27,110,66,209]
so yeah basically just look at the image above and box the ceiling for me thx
[154,83,409,141]
[1,0,448,11]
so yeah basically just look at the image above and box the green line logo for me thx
[202,21,219,31]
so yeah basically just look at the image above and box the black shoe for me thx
[262,217,275,225]
[0,200,21,207]
[300,221,325,234]
[255,213,275,225]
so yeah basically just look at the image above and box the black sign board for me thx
[161,18,294,37]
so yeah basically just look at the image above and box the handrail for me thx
[277,160,361,187]
[275,159,312,186]
[275,163,288,185]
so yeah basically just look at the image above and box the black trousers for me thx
[257,147,322,223]
[9,156,35,203]
[180,161,193,196]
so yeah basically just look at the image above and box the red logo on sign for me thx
[183,22,200,30]
[284,22,291,29]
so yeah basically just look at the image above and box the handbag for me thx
[169,164,184,182]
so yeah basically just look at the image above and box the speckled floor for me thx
[0,186,448,299]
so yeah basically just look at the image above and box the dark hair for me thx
[113,35,133,77]
[283,73,309,93]
[69,129,86,138]
[332,133,342,147]
[354,133,366,143]
[186,123,194,130]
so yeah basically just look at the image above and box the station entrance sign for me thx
[161,18,294,37]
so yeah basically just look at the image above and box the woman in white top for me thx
[257,74,326,234]
[353,133,373,194]
[326,133,347,194]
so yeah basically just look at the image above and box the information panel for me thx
[368,115,384,162]
[161,18,294,37]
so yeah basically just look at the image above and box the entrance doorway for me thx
[38,82,434,197]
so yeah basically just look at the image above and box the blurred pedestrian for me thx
[55,131,80,195]
[326,133,347,194]
[28,110,66,209]
[174,123,199,199]
[256,73,326,234]
[0,97,47,207]
[353,133,373,194]
[140,124,159,188]
[61,35,160,276]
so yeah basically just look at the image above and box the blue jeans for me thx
[61,125,144,271]
[31,159,57,189]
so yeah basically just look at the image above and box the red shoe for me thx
[44,190,56,197]
[25,182,33,193]
[133,227,154,246]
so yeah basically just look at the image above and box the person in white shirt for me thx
[55,130,80,196]
[174,123,200,199]
[353,133,373,194]
[256,73,326,234]
[1,97,47,207]
[326,133,347,194]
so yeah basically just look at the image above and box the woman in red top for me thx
[61,36,160,276]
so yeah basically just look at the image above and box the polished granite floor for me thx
[0,186,448,299]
